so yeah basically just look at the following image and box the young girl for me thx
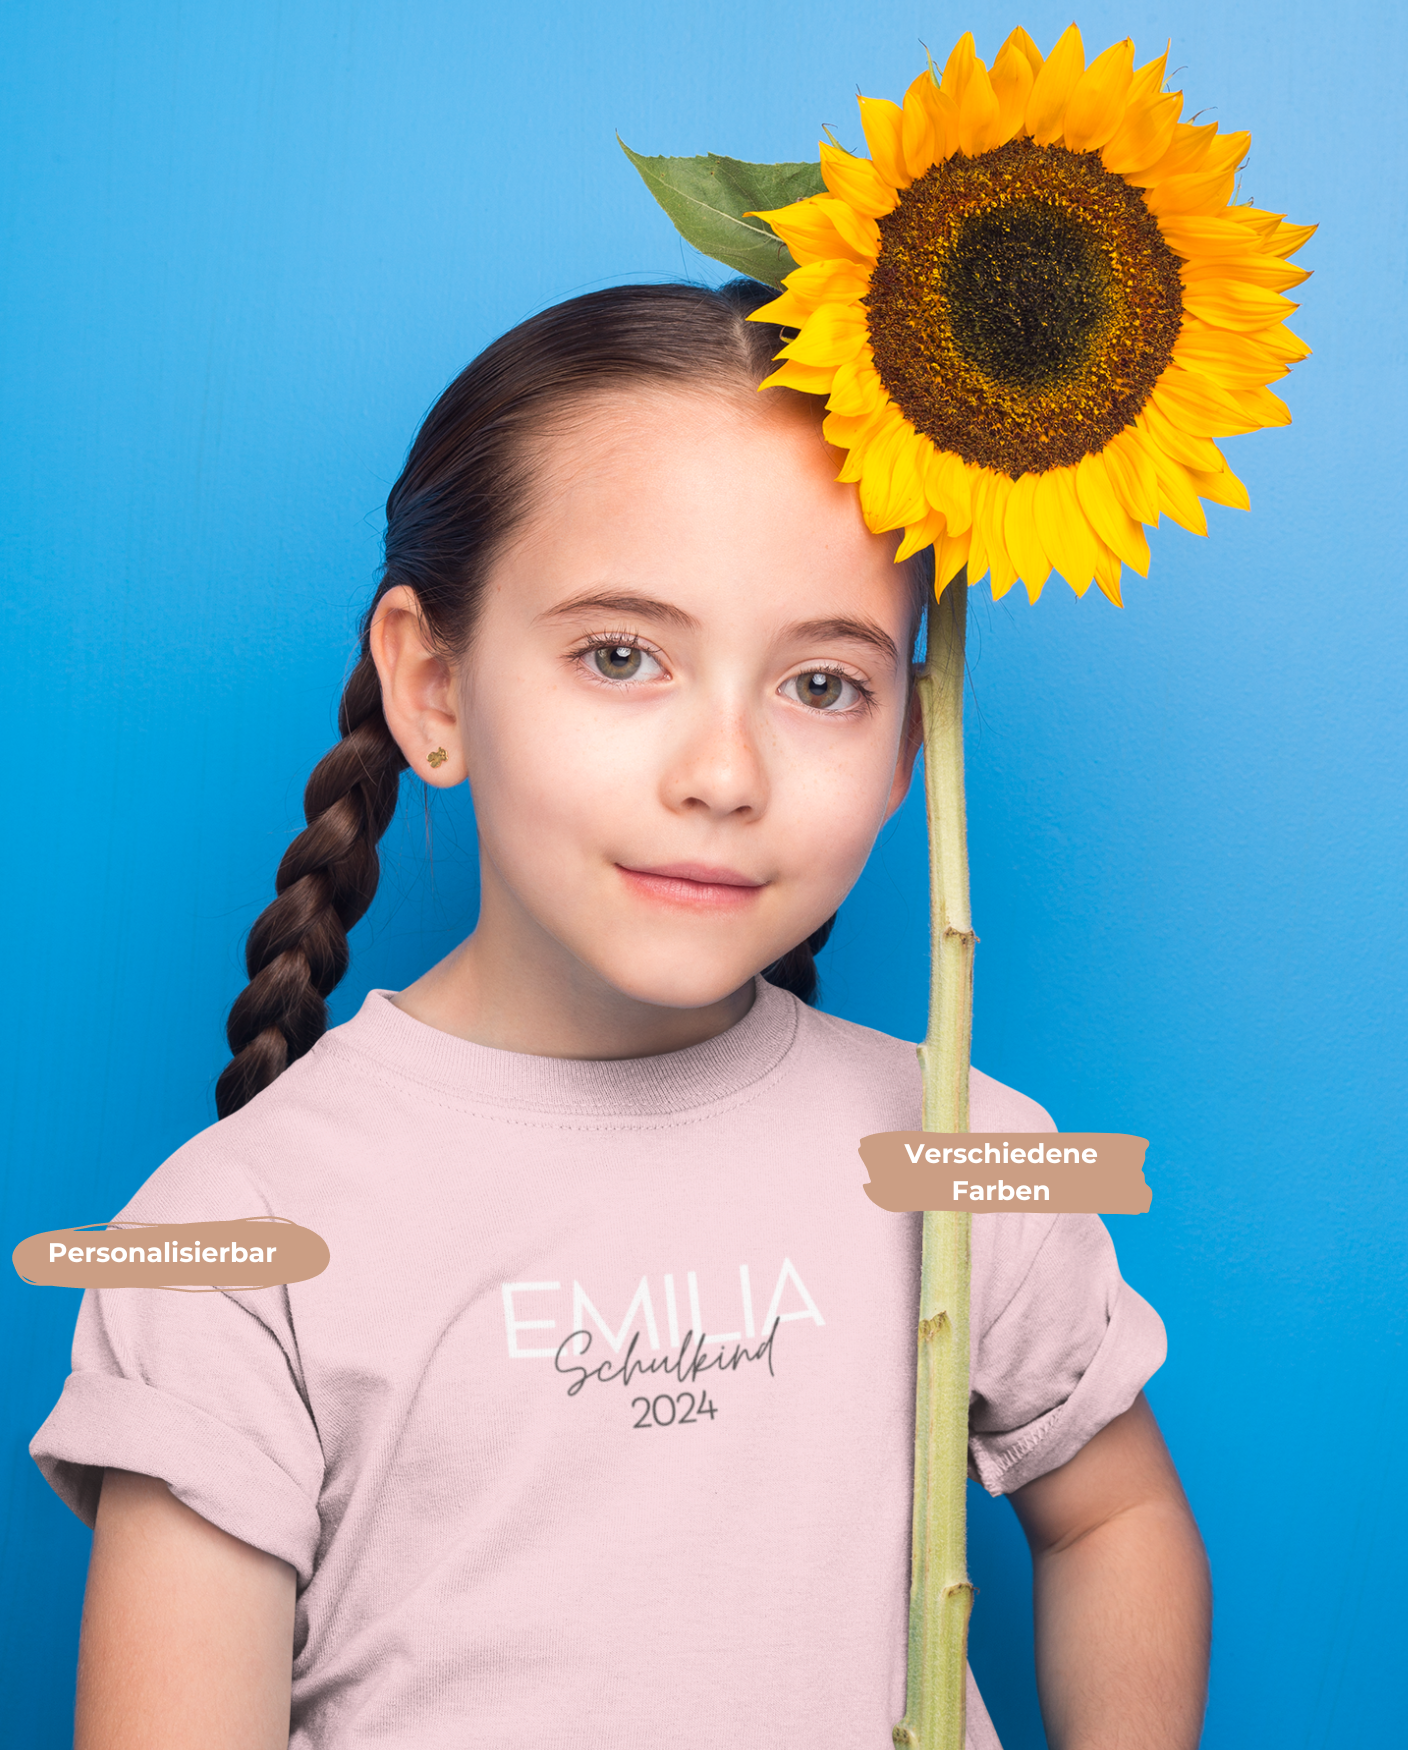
[32,279,1210,1750]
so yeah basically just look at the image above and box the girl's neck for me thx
[390,868,756,1062]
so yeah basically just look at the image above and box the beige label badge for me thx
[12,1218,330,1290]
[860,1133,1152,1214]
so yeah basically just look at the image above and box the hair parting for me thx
[216,280,926,1117]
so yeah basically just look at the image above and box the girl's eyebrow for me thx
[538,589,699,630]
[785,617,901,668]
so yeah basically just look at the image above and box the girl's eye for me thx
[589,643,662,683]
[788,669,862,711]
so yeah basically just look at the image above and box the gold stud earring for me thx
[426,747,448,768]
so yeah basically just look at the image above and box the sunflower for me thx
[750,25,1314,605]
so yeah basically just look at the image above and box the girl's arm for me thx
[1008,1393,1212,1750]
[75,1469,296,1750]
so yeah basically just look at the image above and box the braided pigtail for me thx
[215,650,407,1118]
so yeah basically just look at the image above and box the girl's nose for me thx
[660,701,770,820]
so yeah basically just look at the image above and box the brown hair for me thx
[217,279,915,1118]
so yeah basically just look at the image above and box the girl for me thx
[32,279,1210,1750]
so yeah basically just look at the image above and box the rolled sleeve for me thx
[30,1281,325,1584]
[968,1213,1167,1496]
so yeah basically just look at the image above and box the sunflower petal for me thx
[819,196,883,259]
[958,57,1004,156]
[998,25,1045,78]
[826,401,896,471]
[855,425,906,528]
[990,36,1036,142]
[1181,254,1310,291]
[1188,462,1251,511]
[1229,206,1287,243]
[779,303,868,368]
[1133,120,1218,184]
[988,534,1020,598]
[1033,468,1100,594]
[1250,320,1313,364]
[819,143,898,218]
[1104,429,1160,523]
[1026,23,1085,145]
[753,198,873,267]
[881,431,932,529]
[1093,544,1125,606]
[854,413,930,531]
[895,509,946,562]
[1127,45,1169,102]
[933,525,973,592]
[758,360,837,395]
[899,74,939,177]
[823,355,874,416]
[750,286,814,326]
[940,32,978,105]
[1061,37,1134,151]
[1173,324,1291,389]
[826,353,884,416]
[1141,165,1239,216]
[858,96,910,190]
[1233,383,1292,425]
[1201,130,1251,175]
[1101,89,1180,175]
[823,407,882,453]
[1135,400,1225,472]
[1004,472,1053,597]
[1268,218,1318,257]
[1179,278,1299,332]
[1149,371,1265,437]
[965,472,1002,591]
[1147,448,1209,536]
[782,258,874,305]
[912,75,960,165]
[1156,212,1278,260]
[923,446,974,535]
[1180,314,1304,367]
[1074,453,1152,572]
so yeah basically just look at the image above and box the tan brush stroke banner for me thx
[859,1133,1152,1214]
[12,1218,330,1289]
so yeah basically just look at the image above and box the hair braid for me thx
[215,652,407,1117]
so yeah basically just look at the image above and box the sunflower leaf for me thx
[619,142,825,286]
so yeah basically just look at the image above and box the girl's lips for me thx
[616,862,766,908]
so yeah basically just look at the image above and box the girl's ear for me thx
[883,678,925,822]
[369,585,468,788]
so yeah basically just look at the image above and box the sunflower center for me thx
[865,138,1183,477]
[943,202,1115,391]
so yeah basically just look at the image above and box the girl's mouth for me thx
[616,862,767,909]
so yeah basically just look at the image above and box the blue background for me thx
[3,2,1402,1743]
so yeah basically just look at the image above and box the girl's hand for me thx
[75,1469,295,1750]
[1009,1393,1212,1750]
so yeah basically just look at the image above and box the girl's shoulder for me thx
[109,1000,399,1226]
[793,998,1056,1135]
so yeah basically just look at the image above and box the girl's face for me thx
[381,386,922,1020]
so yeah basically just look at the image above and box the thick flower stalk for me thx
[899,575,975,1750]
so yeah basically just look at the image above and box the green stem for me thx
[894,575,975,1750]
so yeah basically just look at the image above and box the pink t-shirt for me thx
[32,979,1165,1749]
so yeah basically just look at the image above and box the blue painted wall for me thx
[3,3,1401,1745]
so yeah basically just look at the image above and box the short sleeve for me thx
[966,1212,1167,1496]
[30,1280,325,1582]
[29,1125,328,1584]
